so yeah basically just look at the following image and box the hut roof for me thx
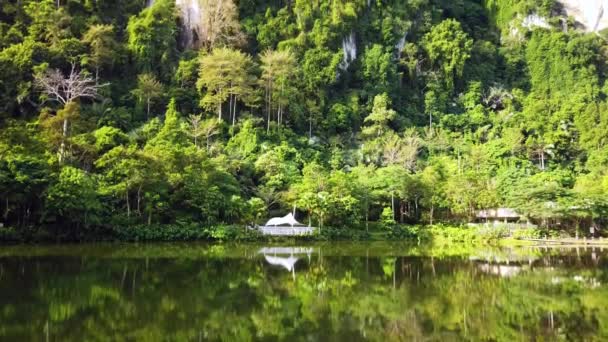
[476,208,520,219]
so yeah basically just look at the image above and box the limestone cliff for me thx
[560,0,608,32]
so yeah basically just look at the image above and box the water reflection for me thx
[259,246,315,279]
[0,243,607,341]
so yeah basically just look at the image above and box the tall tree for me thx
[361,93,397,165]
[197,47,255,124]
[82,24,117,82]
[259,49,297,132]
[35,65,105,162]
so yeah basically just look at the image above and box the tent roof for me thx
[264,213,303,226]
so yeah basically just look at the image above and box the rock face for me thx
[339,32,357,71]
[560,0,608,32]
[521,13,551,29]
[175,0,202,48]
[146,0,203,48]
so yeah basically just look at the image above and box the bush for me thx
[0,227,20,242]
[419,224,511,246]
[388,225,425,240]
[477,225,511,244]
[111,224,210,241]
[316,227,370,241]
[208,225,263,241]
[512,227,543,239]
[111,224,263,242]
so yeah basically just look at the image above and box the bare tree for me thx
[35,64,106,162]
[187,114,204,148]
[195,0,245,49]
[35,64,104,105]
[199,118,220,153]
[528,137,554,171]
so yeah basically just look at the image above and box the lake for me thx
[0,242,606,341]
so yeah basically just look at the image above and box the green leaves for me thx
[2,0,608,235]
[197,47,256,122]
[422,19,473,90]
[127,0,177,75]
[45,166,101,228]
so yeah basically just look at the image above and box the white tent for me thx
[264,213,303,227]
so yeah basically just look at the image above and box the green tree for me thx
[422,19,473,90]
[45,166,101,229]
[260,49,297,132]
[197,47,256,123]
[82,24,117,82]
[132,73,164,119]
[361,93,397,165]
[127,0,177,75]
[361,44,396,98]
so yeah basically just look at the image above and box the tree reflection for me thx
[0,244,607,340]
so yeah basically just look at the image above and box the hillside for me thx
[0,0,607,238]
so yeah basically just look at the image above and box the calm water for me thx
[0,242,607,341]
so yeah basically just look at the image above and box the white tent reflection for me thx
[259,247,315,279]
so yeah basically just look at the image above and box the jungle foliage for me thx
[1,0,607,238]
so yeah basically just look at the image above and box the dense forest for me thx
[1,0,607,237]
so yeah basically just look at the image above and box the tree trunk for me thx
[229,92,233,124]
[218,100,222,121]
[540,150,545,170]
[391,193,395,221]
[267,107,271,133]
[126,185,130,218]
[59,118,69,163]
[267,86,271,133]
[137,185,142,215]
[309,113,313,138]
[146,98,150,119]
[430,205,434,225]
[232,95,237,128]
[3,197,8,220]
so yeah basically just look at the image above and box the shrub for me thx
[0,227,20,242]
[111,224,263,242]
[388,225,424,240]
[316,227,370,241]
[512,227,543,239]
[477,225,510,243]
